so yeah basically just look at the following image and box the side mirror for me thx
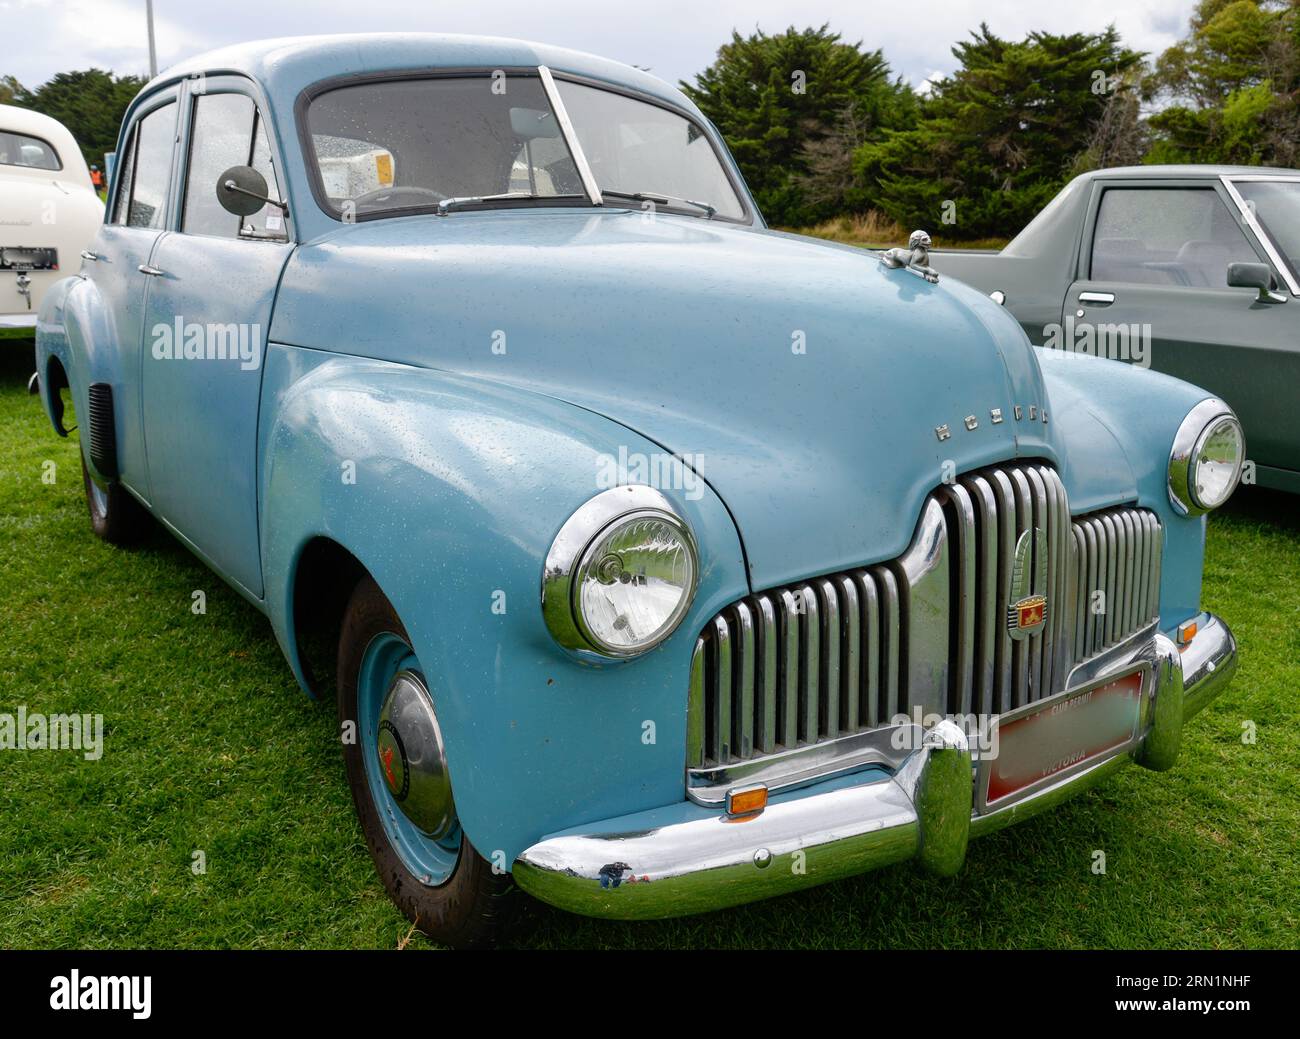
[510,107,560,141]
[217,165,286,217]
[1227,261,1286,304]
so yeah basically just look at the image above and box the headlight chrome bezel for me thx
[1168,398,1245,516]
[542,485,699,658]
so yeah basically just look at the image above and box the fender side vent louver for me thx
[87,382,118,479]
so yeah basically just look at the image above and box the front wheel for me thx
[337,575,512,948]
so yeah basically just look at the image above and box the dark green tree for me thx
[854,25,1144,239]
[1145,0,1300,167]
[4,69,146,167]
[682,24,914,225]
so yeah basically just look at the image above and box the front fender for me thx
[257,344,749,865]
[1039,348,1217,630]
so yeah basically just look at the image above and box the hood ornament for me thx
[880,230,939,284]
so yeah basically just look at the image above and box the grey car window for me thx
[183,93,256,239]
[127,102,177,229]
[0,130,61,170]
[306,75,585,217]
[1091,187,1257,288]
[554,80,745,221]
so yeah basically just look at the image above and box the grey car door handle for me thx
[80,250,99,261]
[1079,291,1115,306]
[137,264,165,277]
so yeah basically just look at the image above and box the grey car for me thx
[937,166,1300,494]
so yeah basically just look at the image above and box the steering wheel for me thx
[351,185,447,210]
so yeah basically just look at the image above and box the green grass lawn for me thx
[1,342,1296,950]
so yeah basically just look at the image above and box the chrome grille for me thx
[1071,506,1162,662]
[687,463,1162,776]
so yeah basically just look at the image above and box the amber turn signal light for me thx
[725,784,768,817]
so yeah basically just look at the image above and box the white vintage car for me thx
[1,104,103,331]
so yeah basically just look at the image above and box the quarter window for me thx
[1091,188,1257,287]
[247,113,286,237]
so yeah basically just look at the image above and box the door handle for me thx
[1078,291,1115,306]
[137,264,165,277]
[80,250,99,261]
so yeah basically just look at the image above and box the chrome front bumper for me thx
[512,614,1237,920]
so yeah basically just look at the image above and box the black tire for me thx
[337,575,513,949]
[79,450,147,544]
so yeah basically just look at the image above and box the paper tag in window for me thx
[265,215,283,231]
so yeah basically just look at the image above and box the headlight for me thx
[1168,399,1245,516]
[542,485,699,657]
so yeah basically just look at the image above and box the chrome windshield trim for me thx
[538,64,602,206]
[1220,174,1300,296]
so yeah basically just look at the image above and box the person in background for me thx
[89,163,105,199]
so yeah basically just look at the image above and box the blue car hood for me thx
[273,209,1059,589]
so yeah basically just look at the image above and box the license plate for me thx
[0,246,58,271]
[981,669,1146,808]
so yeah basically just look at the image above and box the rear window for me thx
[0,129,62,170]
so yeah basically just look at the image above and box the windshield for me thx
[554,80,745,221]
[1234,179,1300,282]
[304,73,745,222]
[307,75,586,217]
[0,129,61,170]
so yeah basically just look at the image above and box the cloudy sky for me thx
[3,0,1198,92]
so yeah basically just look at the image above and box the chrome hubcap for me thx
[375,669,454,838]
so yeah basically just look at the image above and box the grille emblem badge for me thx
[1008,527,1048,640]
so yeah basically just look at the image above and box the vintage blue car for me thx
[35,34,1242,947]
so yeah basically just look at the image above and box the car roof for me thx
[0,102,79,146]
[142,32,696,115]
[0,102,90,179]
[1081,163,1300,179]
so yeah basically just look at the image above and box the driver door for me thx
[1065,180,1296,477]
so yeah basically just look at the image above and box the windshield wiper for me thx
[436,192,578,216]
[600,189,715,219]
[437,192,534,216]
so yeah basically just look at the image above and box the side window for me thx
[183,92,255,238]
[182,94,286,240]
[125,102,177,229]
[110,127,138,225]
[1091,188,1258,288]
